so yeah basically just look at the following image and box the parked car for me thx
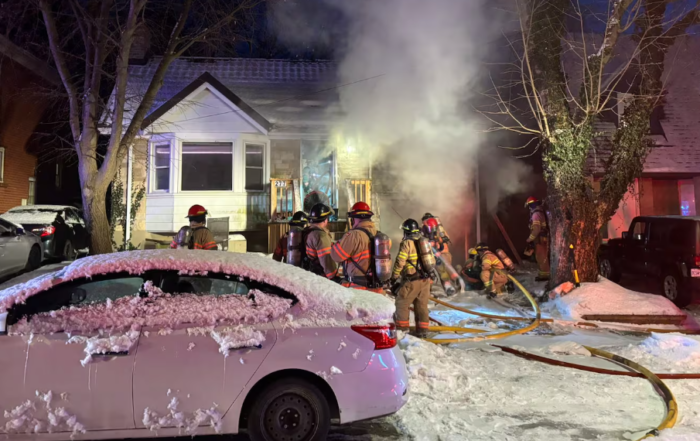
[599,215,700,307]
[0,218,43,279]
[0,205,89,260]
[0,250,407,441]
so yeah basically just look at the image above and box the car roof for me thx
[8,205,75,212]
[0,249,394,325]
[636,216,700,222]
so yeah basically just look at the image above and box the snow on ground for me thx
[543,277,683,321]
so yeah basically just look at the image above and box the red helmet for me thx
[348,201,374,219]
[186,204,208,218]
[525,197,540,208]
[424,217,439,232]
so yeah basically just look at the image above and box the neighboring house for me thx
[109,56,374,252]
[587,37,700,239]
[0,35,61,213]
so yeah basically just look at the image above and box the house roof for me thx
[583,36,700,175]
[140,72,272,132]
[122,57,340,136]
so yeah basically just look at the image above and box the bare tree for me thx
[36,0,261,254]
[483,0,699,285]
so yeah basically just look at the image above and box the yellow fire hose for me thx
[584,346,678,440]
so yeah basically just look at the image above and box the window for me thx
[649,221,670,244]
[245,144,265,191]
[55,162,63,189]
[181,142,232,191]
[158,272,249,296]
[153,144,171,191]
[28,178,35,205]
[678,180,696,216]
[301,141,335,212]
[631,221,647,241]
[0,146,5,183]
[65,208,83,225]
[0,218,13,236]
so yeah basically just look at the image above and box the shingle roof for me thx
[123,58,340,135]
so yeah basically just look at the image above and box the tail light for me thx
[695,256,700,267]
[32,226,56,237]
[351,324,397,350]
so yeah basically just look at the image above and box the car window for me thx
[649,221,670,244]
[669,223,693,247]
[0,219,12,235]
[9,275,146,324]
[159,273,249,296]
[631,221,647,241]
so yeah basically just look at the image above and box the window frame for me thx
[0,146,5,183]
[152,142,172,193]
[27,177,36,205]
[244,142,266,192]
[629,220,648,242]
[179,141,234,192]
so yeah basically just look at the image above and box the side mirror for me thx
[622,232,629,239]
[15,227,25,236]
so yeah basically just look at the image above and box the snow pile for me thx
[545,277,683,321]
[142,396,222,434]
[391,337,666,440]
[67,330,140,366]
[11,286,292,335]
[609,333,700,373]
[1,391,85,436]
[0,249,394,326]
[546,341,591,357]
[210,326,265,357]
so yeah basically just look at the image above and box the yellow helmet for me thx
[468,247,477,256]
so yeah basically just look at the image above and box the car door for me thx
[0,219,26,277]
[132,273,279,432]
[646,219,672,278]
[0,275,146,433]
[622,219,649,274]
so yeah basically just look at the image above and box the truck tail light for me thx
[32,226,55,238]
[351,324,397,350]
[695,256,700,267]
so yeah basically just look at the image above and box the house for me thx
[0,35,61,213]
[588,37,700,239]
[112,56,379,253]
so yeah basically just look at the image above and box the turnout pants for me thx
[536,237,550,279]
[395,278,431,334]
[482,270,508,294]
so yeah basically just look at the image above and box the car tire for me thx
[247,378,331,441]
[25,245,42,271]
[63,240,76,261]
[598,257,620,283]
[661,271,692,308]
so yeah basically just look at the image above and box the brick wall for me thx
[0,62,46,213]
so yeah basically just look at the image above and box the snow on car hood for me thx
[0,211,59,226]
[0,249,395,324]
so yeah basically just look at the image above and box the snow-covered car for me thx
[0,249,406,441]
[0,218,43,279]
[0,205,89,260]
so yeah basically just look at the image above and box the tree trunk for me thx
[83,189,113,255]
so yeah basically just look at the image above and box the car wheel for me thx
[247,378,330,441]
[63,241,76,261]
[25,245,42,271]
[598,257,620,283]
[661,271,692,308]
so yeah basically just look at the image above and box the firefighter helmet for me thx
[186,204,208,218]
[401,218,420,234]
[421,212,434,222]
[289,211,309,227]
[468,247,478,257]
[525,197,540,208]
[475,242,489,252]
[309,203,333,222]
[348,201,374,219]
[424,217,439,232]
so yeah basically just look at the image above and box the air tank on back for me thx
[416,236,436,272]
[373,232,392,284]
[176,226,192,249]
[496,249,516,271]
[286,228,304,267]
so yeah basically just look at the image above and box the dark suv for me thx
[599,216,700,307]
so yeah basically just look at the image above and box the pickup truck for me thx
[598,215,700,307]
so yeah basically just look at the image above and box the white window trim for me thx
[148,137,175,194]
[244,142,267,192]
[28,177,35,205]
[0,146,5,184]
[179,139,235,193]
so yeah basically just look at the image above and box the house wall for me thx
[270,139,301,179]
[0,62,44,213]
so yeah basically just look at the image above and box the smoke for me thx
[269,0,532,235]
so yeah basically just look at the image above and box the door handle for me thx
[92,351,129,357]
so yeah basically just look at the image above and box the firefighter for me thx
[525,197,550,281]
[331,201,384,293]
[392,219,433,338]
[170,205,217,250]
[461,247,485,291]
[273,211,309,262]
[422,216,456,295]
[476,242,508,295]
[305,203,339,280]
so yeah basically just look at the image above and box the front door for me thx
[623,219,649,274]
[132,273,278,432]
[0,275,145,433]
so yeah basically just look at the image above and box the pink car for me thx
[0,250,408,441]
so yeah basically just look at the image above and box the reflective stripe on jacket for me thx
[331,220,377,284]
[393,239,419,278]
[306,226,338,279]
